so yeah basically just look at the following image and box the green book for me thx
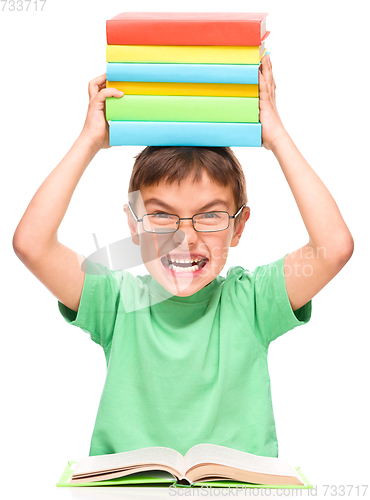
[105,95,259,123]
[55,443,313,489]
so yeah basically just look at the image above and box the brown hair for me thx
[128,146,247,230]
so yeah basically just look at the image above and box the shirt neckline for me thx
[149,274,223,304]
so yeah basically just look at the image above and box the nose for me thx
[173,218,198,245]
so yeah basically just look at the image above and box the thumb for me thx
[94,87,124,104]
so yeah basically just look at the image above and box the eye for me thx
[202,212,221,219]
[152,212,172,219]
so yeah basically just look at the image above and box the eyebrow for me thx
[143,198,230,212]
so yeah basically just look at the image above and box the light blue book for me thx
[106,62,260,84]
[109,121,262,147]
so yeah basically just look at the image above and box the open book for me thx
[68,443,305,486]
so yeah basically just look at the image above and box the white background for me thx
[1,0,370,499]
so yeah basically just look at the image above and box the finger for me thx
[88,73,107,100]
[268,57,277,103]
[92,87,124,105]
[260,55,273,100]
[272,75,276,103]
[98,81,107,92]
[263,56,273,94]
[258,69,270,103]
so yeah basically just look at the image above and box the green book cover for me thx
[106,95,259,123]
[56,461,313,489]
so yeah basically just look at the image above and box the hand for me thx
[80,74,124,151]
[259,55,288,150]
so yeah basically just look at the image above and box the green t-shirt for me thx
[58,253,311,458]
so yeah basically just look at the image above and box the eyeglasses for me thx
[127,201,246,233]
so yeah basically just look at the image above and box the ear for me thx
[123,204,140,246]
[230,206,250,248]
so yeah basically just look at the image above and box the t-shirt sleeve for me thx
[57,257,126,349]
[231,253,312,349]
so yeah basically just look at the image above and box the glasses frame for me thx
[127,201,246,234]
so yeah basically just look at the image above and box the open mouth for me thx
[161,255,209,273]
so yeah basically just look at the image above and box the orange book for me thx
[106,81,259,98]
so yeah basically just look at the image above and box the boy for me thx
[12,56,354,458]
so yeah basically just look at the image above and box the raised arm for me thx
[259,55,354,311]
[12,74,124,312]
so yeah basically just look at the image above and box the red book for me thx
[106,12,269,46]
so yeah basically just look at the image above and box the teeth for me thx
[167,256,204,264]
[164,255,207,273]
[170,263,200,272]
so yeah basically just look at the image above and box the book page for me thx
[74,447,184,476]
[184,444,298,479]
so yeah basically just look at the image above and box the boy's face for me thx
[124,171,250,296]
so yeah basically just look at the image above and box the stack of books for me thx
[105,12,269,147]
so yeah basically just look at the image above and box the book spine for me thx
[106,81,259,98]
[106,63,260,84]
[105,95,259,123]
[106,19,266,46]
[106,45,263,65]
[109,121,262,147]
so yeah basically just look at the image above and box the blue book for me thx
[106,63,260,84]
[109,121,262,147]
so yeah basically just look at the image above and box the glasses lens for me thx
[143,214,179,233]
[193,212,229,232]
